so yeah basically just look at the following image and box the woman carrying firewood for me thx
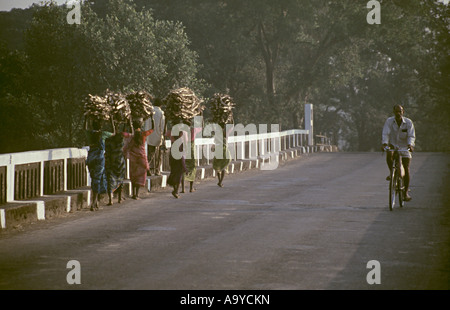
[166,126,187,198]
[164,87,204,198]
[104,91,131,206]
[105,120,128,206]
[209,93,235,188]
[85,117,115,211]
[181,125,203,193]
[123,119,153,199]
[213,121,233,187]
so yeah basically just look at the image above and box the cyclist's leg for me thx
[386,151,394,180]
[402,157,411,200]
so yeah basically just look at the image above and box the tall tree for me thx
[1,0,448,152]
[24,2,85,148]
[80,0,203,96]
[4,0,205,152]
[0,43,38,153]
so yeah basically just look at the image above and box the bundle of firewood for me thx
[105,90,131,123]
[83,94,111,121]
[164,87,204,126]
[208,93,235,125]
[126,91,155,120]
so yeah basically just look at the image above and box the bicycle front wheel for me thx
[389,171,396,211]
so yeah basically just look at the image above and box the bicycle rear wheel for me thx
[389,171,396,211]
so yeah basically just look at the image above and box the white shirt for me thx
[382,116,415,151]
[145,106,165,147]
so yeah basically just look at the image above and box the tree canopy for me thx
[0,0,203,152]
[0,0,448,153]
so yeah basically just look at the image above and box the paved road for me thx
[0,152,449,290]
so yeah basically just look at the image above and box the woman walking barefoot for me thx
[167,130,187,198]
[123,119,153,200]
[213,122,232,188]
[85,118,114,211]
[208,93,235,188]
[181,127,202,193]
[105,121,127,205]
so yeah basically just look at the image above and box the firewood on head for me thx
[83,94,111,121]
[208,93,235,126]
[105,90,131,124]
[164,87,204,126]
[126,90,155,122]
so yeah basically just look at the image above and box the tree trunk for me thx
[257,22,278,107]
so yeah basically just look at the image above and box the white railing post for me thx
[6,159,14,202]
[305,104,314,146]
[63,158,68,191]
[39,160,45,196]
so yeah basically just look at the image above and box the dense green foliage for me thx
[0,0,203,152]
[0,0,448,153]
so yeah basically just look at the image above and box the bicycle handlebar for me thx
[383,145,412,152]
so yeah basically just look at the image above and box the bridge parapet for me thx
[0,128,340,229]
[0,148,88,205]
[0,129,327,205]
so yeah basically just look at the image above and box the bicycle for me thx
[383,146,410,211]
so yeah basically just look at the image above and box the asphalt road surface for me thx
[0,152,449,290]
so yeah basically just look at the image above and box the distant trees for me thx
[140,0,449,151]
[0,0,448,153]
[0,0,203,153]
[79,0,204,97]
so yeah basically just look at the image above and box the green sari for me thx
[184,142,197,182]
[213,134,232,172]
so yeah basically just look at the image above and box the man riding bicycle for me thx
[381,104,416,201]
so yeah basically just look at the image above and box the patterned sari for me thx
[105,133,126,192]
[86,130,113,194]
[123,130,152,186]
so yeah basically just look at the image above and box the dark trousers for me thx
[148,145,161,174]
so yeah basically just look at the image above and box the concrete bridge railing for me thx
[0,129,316,206]
[0,148,88,205]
